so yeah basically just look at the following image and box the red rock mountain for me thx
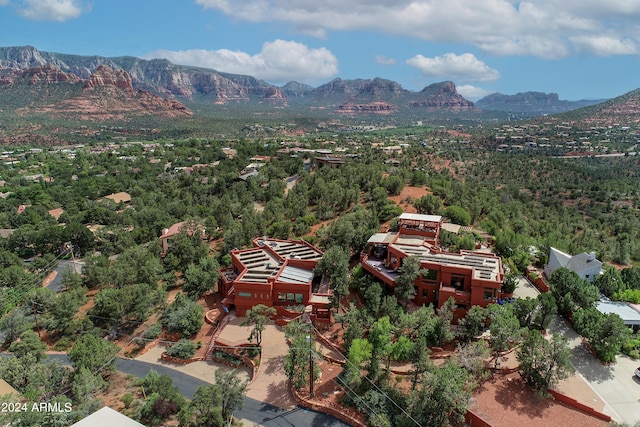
[6,64,192,121]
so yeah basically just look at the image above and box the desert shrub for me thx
[166,339,196,359]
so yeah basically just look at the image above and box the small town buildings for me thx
[219,237,331,322]
[315,156,346,168]
[361,213,504,319]
[544,247,603,282]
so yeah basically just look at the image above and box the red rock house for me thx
[219,237,331,322]
[361,213,504,319]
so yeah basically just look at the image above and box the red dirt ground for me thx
[388,185,432,213]
[470,372,609,427]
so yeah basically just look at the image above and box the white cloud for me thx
[16,0,88,22]
[569,35,637,56]
[374,55,396,65]
[406,53,500,83]
[456,84,492,101]
[195,0,640,59]
[143,40,338,84]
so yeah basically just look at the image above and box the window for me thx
[422,288,429,298]
[238,292,252,298]
[451,274,465,290]
[422,269,438,281]
[287,293,295,302]
[483,289,495,301]
[295,294,303,303]
[278,292,286,302]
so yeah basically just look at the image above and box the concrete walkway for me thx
[217,319,297,410]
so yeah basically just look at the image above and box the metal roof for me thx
[279,266,314,284]
[596,301,640,326]
[398,213,443,222]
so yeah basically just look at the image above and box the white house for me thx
[544,247,603,282]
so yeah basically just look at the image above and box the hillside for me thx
[476,91,605,115]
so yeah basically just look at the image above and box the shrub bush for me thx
[165,339,196,359]
[143,324,162,340]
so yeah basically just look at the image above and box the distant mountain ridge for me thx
[0,45,636,129]
[476,91,605,114]
[0,46,477,113]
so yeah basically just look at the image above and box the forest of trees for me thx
[0,124,638,425]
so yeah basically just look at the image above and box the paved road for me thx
[43,354,349,427]
[46,259,84,293]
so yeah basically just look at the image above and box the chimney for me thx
[587,252,596,262]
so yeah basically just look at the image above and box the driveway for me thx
[549,317,640,424]
[514,276,640,424]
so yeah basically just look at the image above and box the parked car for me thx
[634,366,640,379]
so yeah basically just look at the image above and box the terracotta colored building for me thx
[219,237,331,322]
[361,213,504,319]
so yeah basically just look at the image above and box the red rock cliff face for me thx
[84,65,135,94]
[19,63,82,84]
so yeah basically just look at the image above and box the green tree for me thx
[534,292,558,330]
[283,321,319,389]
[138,369,186,426]
[445,205,471,226]
[9,330,47,362]
[162,293,204,338]
[0,308,33,345]
[314,246,350,308]
[489,307,522,368]
[183,256,220,298]
[594,266,627,297]
[517,330,574,395]
[178,369,248,427]
[406,361,474,427]
[456,305,486,343]
[549,268,599,316]
[241,304,276,346]
[413,194,442,215]
[573,307,631,363]
[69,334,120,376]
[344,337,372,387]
[369,316,392,374]
[395,256,420,304]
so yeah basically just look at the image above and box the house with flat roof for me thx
[100,191,132,205]
[219,237,330,322]
[597,300,640,333]
[544,247,603,282]
[361,212,504,319]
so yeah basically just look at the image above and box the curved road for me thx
[44,354,349,427]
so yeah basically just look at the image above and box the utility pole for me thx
[30,299,41,338]
[307,319,314,398]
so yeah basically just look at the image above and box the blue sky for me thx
[1,0,639,100]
